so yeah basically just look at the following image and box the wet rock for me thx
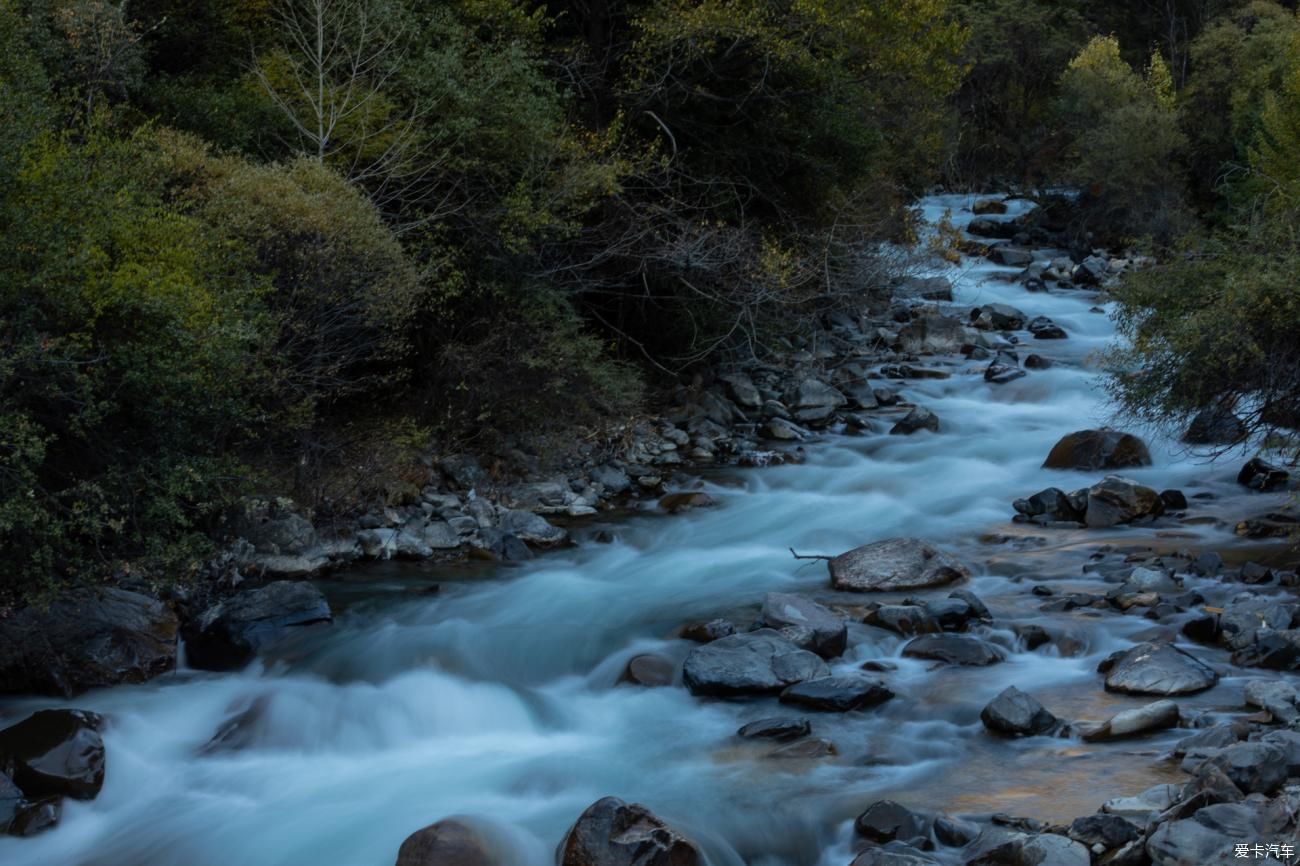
[830,538,970,592]
[1067,814,1140,850]
[1,771,21,833]
[1174,722,1248,757]
[1237,457,1289,492]
[896,315,972,355]
[980,686,1058,736]
[1103,642,1217,696]
[1233,628,1300,670]
[761,418,807,441]
[1013,487,1083,523]
[922,597,982,631]
[0,709,104,800]
[898,276,955,302]
[1204,741,1288,795]
[657,492,715,513]
[1182,408,1246,445]
[968,217,1019,239]
[681,629,828,697]
[850,844,939,866]
[1024,354,1053,370]
[1218,595,1294,651]
[984,354,1026,385]
[902,634,1005,666]
[864,605,940,636]
[988,246,1034,268]
[719,373,761,409]
[498,509,569,547]
[1235,511,1300,538]
[679,619,736,643]
[971,303,1028,331]
[1043,431,1152,471]
[933,815,981,848]
[0,587,178,697]
[1082,699,1179,741]
[855,800,933,847]
[622,655,675,687]
[766,737,837,759]
[395,818,499,866]
[7,795,61,837]
[1072,256,1108,285]
[786,378,847,425]
[736,718,811,741]
[1102,784,1179,821]
[754,593,848,658]
[890,407,940,436]
[1147,800,1288,866]
[558,797,701,866]
[973,199,1008,215]
[1027,316,1067,339]
[183,581,332,671]
[1243,680,1299,723]
[1122,566,1180,595]
[1019,834,1090,866]
[778,674,894,712]
[1085,476,1164,528]
[1238,562,1273,585]
[1259,729,1300,775]
[1159,489,1188,511]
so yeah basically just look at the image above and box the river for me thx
[0,194,1281,866]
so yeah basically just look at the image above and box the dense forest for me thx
[2,0,1299,605]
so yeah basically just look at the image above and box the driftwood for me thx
[789,547,833,562]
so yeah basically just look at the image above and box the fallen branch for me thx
[789,547,833,562]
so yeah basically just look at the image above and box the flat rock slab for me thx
[1082,699,1179,741]
[682,629,829,697]
[1103,642,1218,696]
[779,674,894,712]
[829,538,970,592]
[754,593,847,658]
[903,634,1005,666]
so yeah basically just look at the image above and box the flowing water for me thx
[1,195,1289,866]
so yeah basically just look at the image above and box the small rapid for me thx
[0,194,1281,866]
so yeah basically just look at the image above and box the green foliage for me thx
[1055,35,1191,244]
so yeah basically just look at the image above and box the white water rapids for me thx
[0,195,1282,866]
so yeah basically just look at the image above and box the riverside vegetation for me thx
[5,0,1300,864]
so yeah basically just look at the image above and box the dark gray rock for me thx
[1182,408,1246,445]
[1067,814,1140,850]
[1218,595,1294,650]
[1027,316,1067,339]
[850,844,939,866]
[830,538,970,592]
[1237,457,1289,492]
[786,378,847,425]
[1103,642,1217,696]
[498,509,568,546]
[681,629,829,697]
[1204,741,1289,795]
[183,581,331,671]
[736,718,811,741]
[987,247,1034,267]
[7,795,60,837]
[558,797,701,866]
[968,217,1019,239]
[1043,431,1152,471]
[754,593,847,658]
[980,686,1057,736]
[0,587,178,697]
[679,619,736,643]
[903,634,1005,666]
[1,770,21,834]
[855,800,933,846]
[0,709,104,800]
[622,655,675,687]
[971,303,1028,331]
[898,276,954,302]
[779,674,894,712]
[1085,476,1164,528]
[864,605,940,636]
[395,818,499,866]
[890,407,940,436]
[1013,487,1083,523]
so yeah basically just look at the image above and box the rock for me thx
[592,464,632,495]
[830,538,969,592]
[183,581,332,671]
[1,771,21,833]
[1082,699,1180,741]
[767,738,836,759]
[558,797,700,866]
[1236,510,1300,538]
[719,373,761,409]
[1019,834,1090,866]
[1085,476,1164,528]
[898,276,954,302]
[1147,800,1289,866]
[1027,316,1067,339]
[1013,487,1083,523]
[1243,679,1299,723]
[971,303,1028,331]
[1102,784,1179,821]
[761,417,807,441]
[1237,457,1289,492]
[498,509,568,546]
[854,800,932,846]
[754,593,847,658]
[1159,489,1188,511]
[1103,642,1218,696]
[7,795,60,837]
[864,605,940,636]
[681,629,829,697]
[622,655,675,687]
[896,315,972,355]
[736,718,812,741]
[922,597,981,631]
[1072,256,1108,285]
[984,354,1026,384]
[680,619,736,643]
[968,217,1019,239]
[1182,408,1246,445]
[1218,595,1294,650]
[1068,815,1139,850]
[850,844,939,866]
[1122,566,1180,594]
[787,378,847,424]
[988,246,1034,267]
[1175,722,1248,757]
[1204,741,1289,795]
[395,818,499,866]
[890,407,940,435]
[778,674,894,712]
[657,492,715,513]
[973,199,1008,215]
[903,634,1004,666]
[1259,729,1300,775]
[0,587,178,697]
[225,497,316,553]
[0,709,104,800]
[980,686,1058,736]
[1024,354,1053,370]
[1043,431,1152,471]
[1232,628,1300,670]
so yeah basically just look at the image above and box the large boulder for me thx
[754,593,847,658]
[395,818,499,866]
[786,378,847,425]
[183,581,332,671]
[980,686,1057,736]
[1182,408,1246,445]
[1102,642,1218,696]
[1085,475,1164,528]
[829,538,969,592]
[0,709,104,800]
[1237,457,1289,492]
[0,587,178,697]
[1042,430,1152,471]
[855,800,933,846]
[903,634,1005,666]
[778,674,894,712]
[558,797,701,866]
[1147,800,1289,866]
[1081,700,1179,741]
[1218,594,1294,651]
[889,407,940,436]
[681,629,828,697]
[970,303,1027,331]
